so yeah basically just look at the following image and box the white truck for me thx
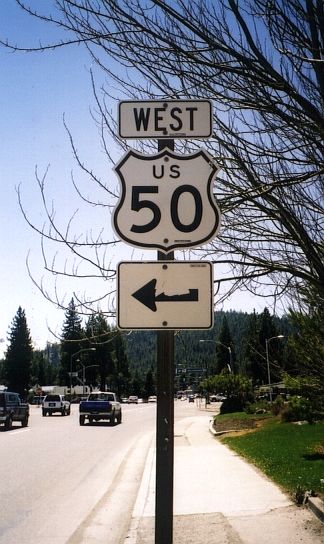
[42,394,71,416]
[79,392,122,426]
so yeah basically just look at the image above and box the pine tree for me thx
[144,368,155,399]
[286,291,324,381]
[113,330,130,397]
[5,307,33,398]
[31,349,58,387]
[85,312,114,391]
[31,350,46,386]
[242,310,264,385]
[46,342,60,368]
[60,298,84,385]
[216,316,234,374]
[258,307,283,383]
[130,370,144,397]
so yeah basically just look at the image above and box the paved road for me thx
[0,403,156,543]
[2,401,323,544]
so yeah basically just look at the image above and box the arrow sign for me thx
[117,261,213,330]
[132,278,198,312]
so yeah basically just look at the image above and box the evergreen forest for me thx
[1,301,317,402]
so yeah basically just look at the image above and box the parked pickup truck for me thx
[79,392,122,426]
[0,391,29,430]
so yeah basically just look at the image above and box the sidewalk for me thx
[124,412,324,544]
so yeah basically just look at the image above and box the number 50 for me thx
[130,185,203,233]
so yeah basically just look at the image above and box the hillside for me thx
[124,310,291,379]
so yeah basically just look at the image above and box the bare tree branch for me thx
[3,0,324,314]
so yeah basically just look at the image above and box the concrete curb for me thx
[208,418,252,437]
[308,496,324,523]
[208,418,217,435]
[213,428,246,436]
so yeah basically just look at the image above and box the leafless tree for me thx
[2,0,324,313]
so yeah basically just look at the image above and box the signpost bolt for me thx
[163,321,168,326]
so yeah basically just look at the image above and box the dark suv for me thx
[0,391,29,430]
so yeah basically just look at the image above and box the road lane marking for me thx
[8,428,31,435]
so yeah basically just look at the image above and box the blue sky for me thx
[0,1,118,353]
[0,1,267,356]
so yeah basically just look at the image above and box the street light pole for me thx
[70,348,96,397]
[79,364,99,395]
[199,339,233,407]
[228,346,233,374]
[199,339,233,373]
[70,331,130,396]
[265,335,284,402]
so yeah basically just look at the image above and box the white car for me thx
[148,396,157,403]
[210,394,226,402]
[42,394,71,416]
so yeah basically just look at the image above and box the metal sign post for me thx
[155,138,174,544]
[115,100,217,544]
[155,327,174,544]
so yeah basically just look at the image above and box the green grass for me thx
[215,411,270,422]
[221,418,324,498]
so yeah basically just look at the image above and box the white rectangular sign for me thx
[117,261,214,330]
[118,100,212,139]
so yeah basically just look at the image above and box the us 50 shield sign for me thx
[112,148,221,253]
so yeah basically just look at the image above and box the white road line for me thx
[8,428,31,435]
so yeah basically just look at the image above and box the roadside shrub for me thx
[220,396,245,414]
[281,396,314,423]
[201,373,253,413]
[245,401,269,415]
[271,395,285,416]
[295,485,306,505]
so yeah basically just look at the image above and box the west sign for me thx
[117,261,213,330]
[112,148,221,253]
[118,99,212,139]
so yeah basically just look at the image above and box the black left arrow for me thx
[132,278,199,312]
